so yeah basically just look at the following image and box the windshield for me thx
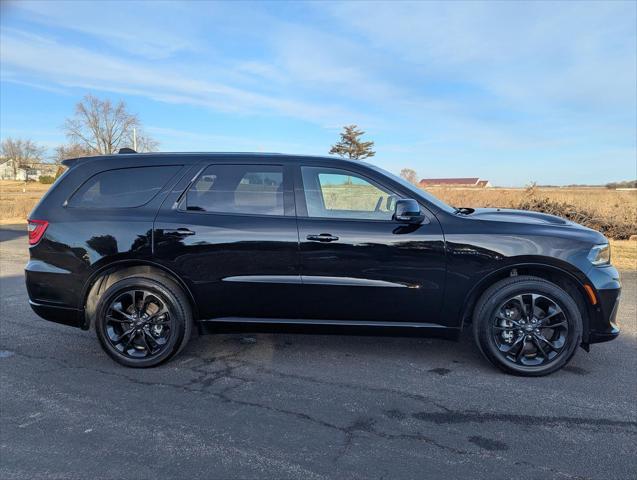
[365,163,456,214]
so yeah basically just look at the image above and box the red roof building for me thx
[418,177,491,188]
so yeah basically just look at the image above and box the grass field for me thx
[0,180,51,224]
[1,179,635,269]
[610,239,637,270]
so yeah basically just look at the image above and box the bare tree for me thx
[400,168,418,185]
[64,95,158,154]
[1,138,46,177]
[329,125,375,160]
[53,143,94,164]
[132,131,160,153]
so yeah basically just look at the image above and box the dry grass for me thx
[610,240,637,271]
[429,186,637,240]
[430,186,637,222]
[0,180,52,224]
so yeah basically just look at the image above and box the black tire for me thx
[472,275,582,376]
[95,275,192,368]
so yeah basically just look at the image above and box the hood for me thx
[461,206,608,251]
[466,208,573,226]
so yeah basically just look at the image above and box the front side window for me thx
[185,164,284,216]
[301,166,396,220]
[68,166,181,208]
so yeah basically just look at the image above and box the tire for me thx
[94,275,192,368]
[472,275,582,376]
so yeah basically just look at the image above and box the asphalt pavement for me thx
[1,223,635,479]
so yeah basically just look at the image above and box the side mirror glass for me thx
[393,198,425,224]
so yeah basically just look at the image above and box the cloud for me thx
[0,28,365,127]
[5,0,197,59]
[322,1,637,113]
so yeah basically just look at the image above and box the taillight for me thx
[27,219,49,245]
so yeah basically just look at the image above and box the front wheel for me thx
[473,275,583,376]
[95,275,192,368]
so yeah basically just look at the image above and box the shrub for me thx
[39,175,55,184]
[430,186,636,241]
[516,195,636,240]
[606,180,637,189]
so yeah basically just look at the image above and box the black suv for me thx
[26,152,621,375]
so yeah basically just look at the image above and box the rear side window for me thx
[185,164,284,216]
[68,166,181,208]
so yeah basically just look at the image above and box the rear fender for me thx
[81,260,199,329]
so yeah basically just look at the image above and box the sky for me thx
[1,0,635,186]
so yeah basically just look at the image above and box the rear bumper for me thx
[28,300,83,329]
[25,260,85,329]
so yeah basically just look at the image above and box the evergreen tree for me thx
[329,125,375,160]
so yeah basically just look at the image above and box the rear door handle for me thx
[306,233,339,242]
[164,228,195,236]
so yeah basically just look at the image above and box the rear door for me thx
[153,160,300,320]
[295,164,446,325]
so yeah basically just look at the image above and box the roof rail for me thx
[118,147,137,154]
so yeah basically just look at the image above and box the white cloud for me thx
[322,1,637,113]
[0,28,365,127]
[6,0,197,59]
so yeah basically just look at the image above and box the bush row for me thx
[517,196,636,240]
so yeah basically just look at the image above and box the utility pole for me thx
[133,128,137,151]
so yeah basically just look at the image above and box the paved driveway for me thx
[1,224,635,479]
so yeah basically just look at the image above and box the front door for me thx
[295,165,446,325]
[154,161,300,320]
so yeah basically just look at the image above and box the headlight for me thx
[587,243,610,266]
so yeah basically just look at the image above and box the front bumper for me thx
[588,287,621,344]
[586,265,621,345]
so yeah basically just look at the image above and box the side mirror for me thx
[393,198,425,224]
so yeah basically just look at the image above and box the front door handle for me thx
[164,228,196,236]
[306,233,339,242]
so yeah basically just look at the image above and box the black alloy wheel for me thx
[492,293,569,367]
[95,275,192,368]
[104,289,173,359]
[473,275,582,376]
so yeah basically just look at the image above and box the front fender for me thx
[445,254,593,331]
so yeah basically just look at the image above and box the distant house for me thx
[0,158,58,181]
[0,158,24,180]
[419,177,492,188]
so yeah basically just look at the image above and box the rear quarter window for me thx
[67,165,181,208]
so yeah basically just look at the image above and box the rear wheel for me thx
[95,275,192,368]
[473,275,582,376]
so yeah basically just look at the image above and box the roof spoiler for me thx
[61,147,137,167]
[61,158,81,168]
